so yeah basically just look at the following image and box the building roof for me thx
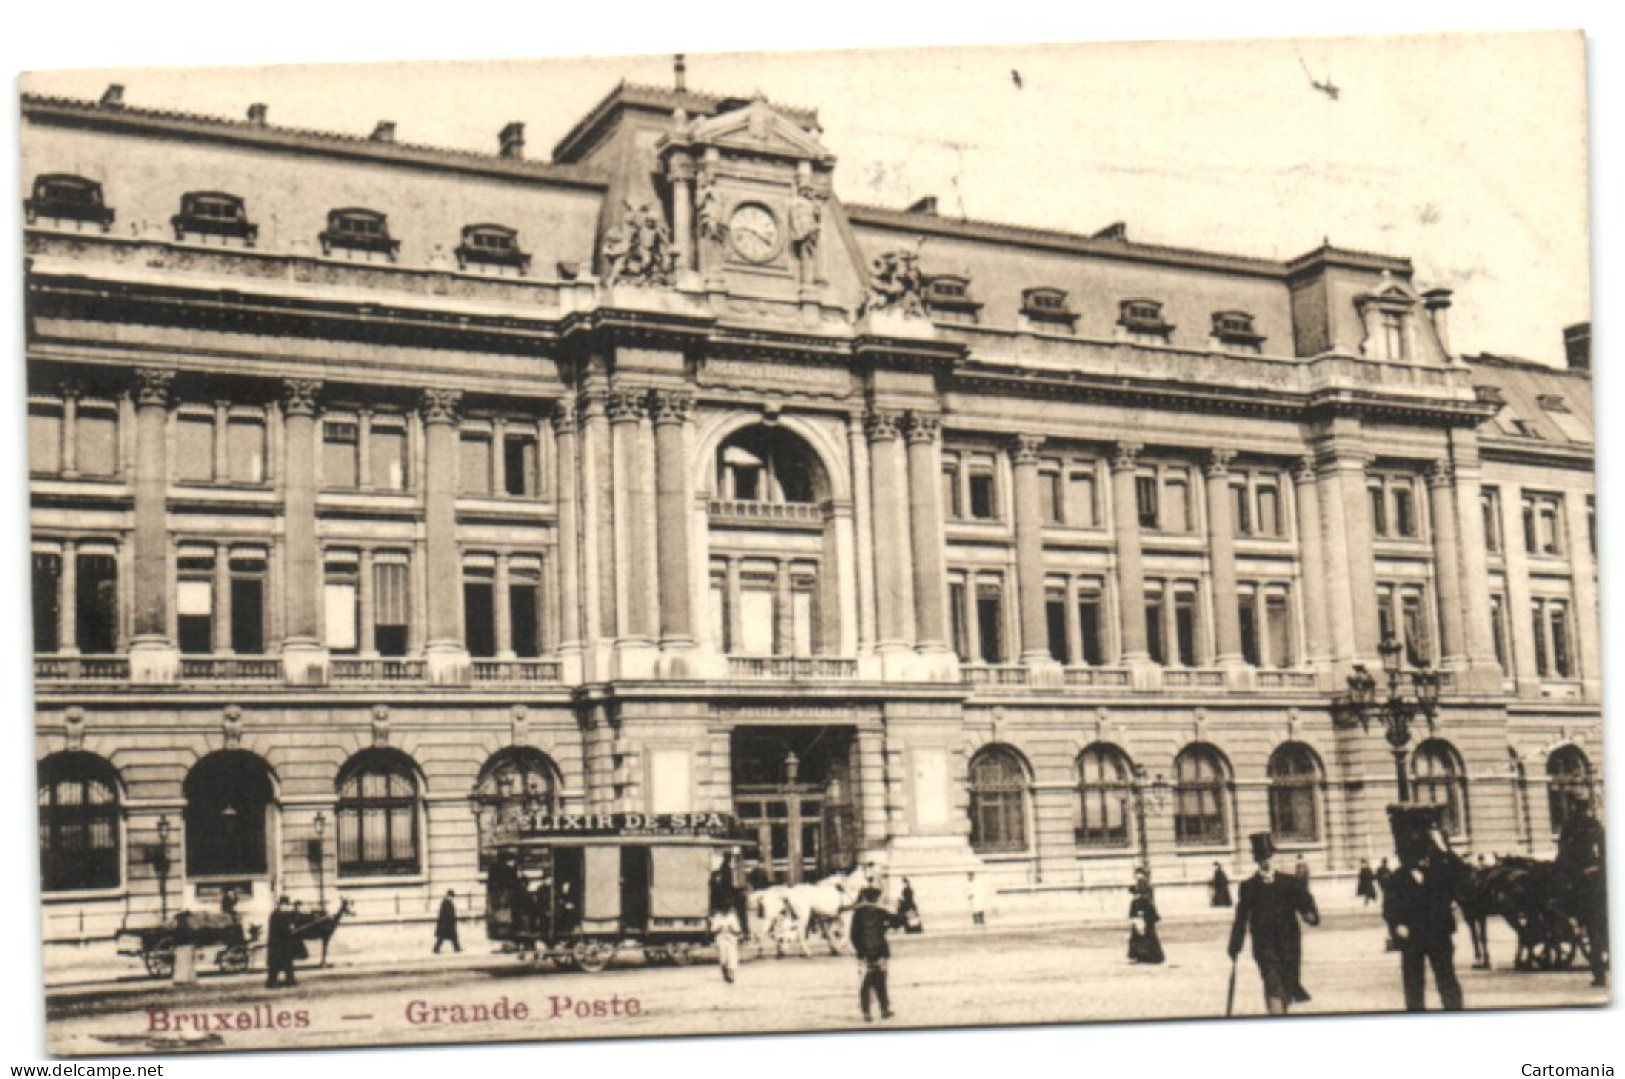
[1465,353,1592,447]
[552,81,821,163]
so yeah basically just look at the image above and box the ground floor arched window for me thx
[968,745,1030,853]
[472,747,561,867]
[1174,744,1231,847]
[1267,742,1322,844]
[1546,745,1595,836]
[1076,744,1131,848]
[184,750,275,878]
[336,748,422,877]
[1411,739,1467,838]
[38,752,122,892]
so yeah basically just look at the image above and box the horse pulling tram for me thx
[485,812,753,974]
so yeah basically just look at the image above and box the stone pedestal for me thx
[128,638,180,684]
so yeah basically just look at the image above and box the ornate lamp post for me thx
[1332,635,1442,801]
[1129,764,1171,882]
[152,815,173,921]
[312,812,328,909]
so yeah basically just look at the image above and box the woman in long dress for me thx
[1127,879,1165,964]
[1210,862,1233,907]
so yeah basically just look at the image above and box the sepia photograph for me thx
[3,10,1615,1074]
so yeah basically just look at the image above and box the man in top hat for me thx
[1383,804,1470,1011]
[1228,832,1319,1015]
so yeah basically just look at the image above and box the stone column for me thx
[356,408,374,491]
[279,377,325,682]
[669,153,695,274]
[725,557,743,655]
[552,405,583,667]
[60,387,79,478]
[1292,458,1331,677]
[212,400,230,483]
[1204,449,1246,675]
[847,413,877,652]
[130,368,178,682]
[608,388,652,651]
[1110,442,1149,663]
[1011,434,1058,678]
[652,389,695,655]
[578,393,611,654]
[904,411,949,655]
[213,544,233,654]
[421,387,469,683]
[1449,429,1505,692]
[358,548,377,657]
[866,410,911,652]
[494,553,514,659]
[1565,489,1602,701]
[775,559,795,656]
[1499,484,1540,697]
[57,540,77,655]
[1313,427,1378,670]
[1427,460,1467,672]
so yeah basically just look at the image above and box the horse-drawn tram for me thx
[485,812,752,973]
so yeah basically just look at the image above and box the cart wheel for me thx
[144,947,176,979]
[573,941,614,973]
[642,947,668,966]
[666,943,694,967]
[217,945,250,973]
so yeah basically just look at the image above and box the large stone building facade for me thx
[22,78,1601,949]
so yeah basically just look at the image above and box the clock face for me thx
[728,204,780,262]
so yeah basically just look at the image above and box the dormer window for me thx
[172,191,257,246]
[1210,310,1265,353]
[1021,287,1076,332]
[1354,284,1418,362]
[24,174,115,231]
[319,208,400,261]
[1118,298,1174,342]
[455,223,530,275]
[925,274,982,325]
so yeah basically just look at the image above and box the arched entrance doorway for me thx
[730,727,857,884]
[184,750,276,880]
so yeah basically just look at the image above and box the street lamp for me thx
[1332,635,1442,801]
[151,815,173,922]
[1129,764,1171,882]
[312,812,327,909]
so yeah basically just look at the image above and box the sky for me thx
[17,32,1591,365]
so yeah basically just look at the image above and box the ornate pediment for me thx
[666,98,834,165]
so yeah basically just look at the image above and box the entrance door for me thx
[730,726,856,885]
[735,792,823,883]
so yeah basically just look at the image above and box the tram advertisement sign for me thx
[505,812,751,840]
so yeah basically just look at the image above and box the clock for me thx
[727,203,780,263]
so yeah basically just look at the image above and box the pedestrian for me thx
[220,887,239,921]
[265,896,297,988]
[1228,833,1319,1015]
[1127,874,1164,964]
[1383,805,1469,1011]
[850,886,904,1021]
[1283,859,1319,1003]
[1357,860,1378,906]
[435,889,461,954]
[899,877,923,934]
[967,871,987,927]
[1294,854,1311,890]
[1210,862,1233,908]
[710,905,742,983]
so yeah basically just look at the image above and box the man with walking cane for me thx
[1227,833,1319,1015]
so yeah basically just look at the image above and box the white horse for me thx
[758,866,870,958]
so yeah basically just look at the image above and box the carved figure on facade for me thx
[133,367,176,407]
[281,378,323,417]
[601,200,680,288]
[857,247,926,319]
[789,178,827,263]
[694,175,727,256]
[419,387,463,425]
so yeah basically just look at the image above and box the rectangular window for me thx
[1539,503,1562,555]
[324,554,359,654]
[708,571,728,653]
[176,415,214,483]
[1531,603,1550,677]
[1369,485,1388,537]
[1231,481,1251,537]
[368,422,408,491]
[949,580,969,661]
[1046,590,1069,663]
[1393,486,1417,538]
[459,431,493,495]
[463,565,496,657]
[1163,471,1191,532]
[1266,592,1292,668]
[510,566,542,658]
[76,408,117,477]
[1136,474,1159,530]
[1144,587,1166,665]
[1376,586,1397,648]
[32,552,61,652]
[229,553,266,655]
[374,557,411,656]
[1039,469,1062,524]
[976,581,1004,663]
[941,462,961,519]
[1550,604,1573,678]
[176,551,214,655]
[1489,594,1509,676]
[1238,591,1259,667]
[323,420,359,488]
[1587,496,1597,556]
[227,415,266,485]
[791,587,815,657]
[1067,470,1098,527]
[1401,590,1429,666]
[1256,483,1281,537]
[28,404,62,474]
[739,583,775,656]
[968,468,997,520]
[75,553,118,654]
[1482,487,1503,554]
[1174,589,1198,666]
[1077,586,1104,666]
[504,433,538,497]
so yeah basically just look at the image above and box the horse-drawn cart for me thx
[115,911,261,979]
[485,812,753,973]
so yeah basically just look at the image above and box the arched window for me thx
[968,745,1029,853]
[1546,746,1595,836]
[714,426,825,505]
[1174,744,1230,846]
[1076,744,1131,848]
[1267,743,1322,844]
[1411,739,1467,838]
[473,747,561,866]
[336,749,422,877]
[38,752,122,892]
[184,750,275,877]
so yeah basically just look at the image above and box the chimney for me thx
[99,84,125,109]
[247,103,268,125]
[499,122,525,160]
[907,195,939,215]
[370,121,396,143]
[674,54,687,93]
[1423,288,1454,356]
[1564,322,1591,371]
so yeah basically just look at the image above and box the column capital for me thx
[58,376,86,401]
[133,367,176,407]
[419,387,463,425]
[864,409,902,442]
[1110,441,1143,472]
[281,378,324,417]
[1203,448,1236,478]
[550,400,579,436]
[1292,455,1317,484]
[1428,459,1454,489]
[666,152,696,181]
[606,387,648,425]
[649,388,694,426]
[1010,434,1045,465]
[902,410,940,445]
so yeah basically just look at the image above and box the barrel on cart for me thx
[485,812,753,973]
